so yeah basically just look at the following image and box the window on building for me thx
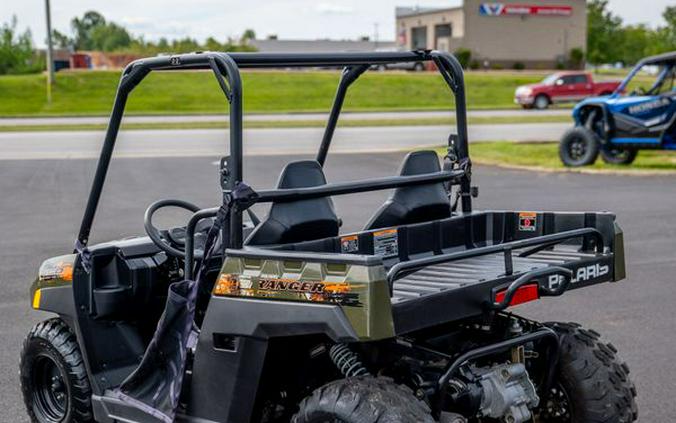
[411,26,427,49]
[435,24,452,39]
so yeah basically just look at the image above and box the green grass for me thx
[0,70,551,117]
[0,114,570,133]
[454,142,676,173]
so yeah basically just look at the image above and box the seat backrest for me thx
[364,150,450,230]
[245,160,339,245]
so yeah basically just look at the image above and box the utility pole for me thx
[373,23,379,49]
[45,0,55,103]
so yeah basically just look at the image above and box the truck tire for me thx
[600,148,638,165]
[20,318,93,423]
[538,322,638,423]
[291,376,434,423]
[534,94,550,110]
[559,127,599,166]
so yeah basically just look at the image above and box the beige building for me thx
[396,0,586,68]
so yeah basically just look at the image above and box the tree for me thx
[0,16,43,74]
[205,36,223,51]
[90,22,131,51]
[241,29,256,41]
[52,29,73,49]
[618,25,650,65]
[587,0,623,66]
[71,11,106,50]
[661,6,676,49]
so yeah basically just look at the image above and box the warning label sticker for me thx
[340,235,359,253]
[373,229,399,257]
[518,212,537,232]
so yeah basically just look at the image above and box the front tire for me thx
[559,127,600,167]
[292,376,434,423]
[538,322,638,423]
[534,94,550,110]
[601,148,638,165]
[20,318,93,423]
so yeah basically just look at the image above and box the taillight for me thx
[495,284,540,307]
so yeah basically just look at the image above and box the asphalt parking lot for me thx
[1,152,675,421]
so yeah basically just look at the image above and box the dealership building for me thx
[396,0,586,68]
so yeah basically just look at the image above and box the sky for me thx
[3,0,673,48]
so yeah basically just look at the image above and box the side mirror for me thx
[555,79,564,86]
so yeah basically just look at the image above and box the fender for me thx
[31,254,77,317]
[572,100,614,142]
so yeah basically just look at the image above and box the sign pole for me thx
[44,0,55,103]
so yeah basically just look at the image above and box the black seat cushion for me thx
[364,150,451,230]
[246,160,339,245]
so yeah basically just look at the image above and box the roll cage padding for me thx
[245,160,340,245]
[364,150,451,230]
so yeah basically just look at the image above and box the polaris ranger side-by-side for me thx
[22,51,637,423]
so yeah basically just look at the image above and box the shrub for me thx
[453,48,472,69]
[469,60,480,70]
[512,61,525,70]
[569,47,585,69]
[0,16,43,75]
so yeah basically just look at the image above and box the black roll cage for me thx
[76,50,472,252]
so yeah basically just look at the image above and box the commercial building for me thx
[396,0,586,68]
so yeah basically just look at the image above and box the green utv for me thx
[22,51,637,423]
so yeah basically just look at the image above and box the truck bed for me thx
[392,248,602,303]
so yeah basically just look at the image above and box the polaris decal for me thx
[627,98,670,115]
[548,263,609,290]
[479,3,572,17]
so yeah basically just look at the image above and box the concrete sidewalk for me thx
[0,109,570,127]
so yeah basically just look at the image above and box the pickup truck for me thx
[514,71,622,109]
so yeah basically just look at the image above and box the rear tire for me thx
[291,376,434,423]
[559,127,600,167]
[601,148,638,165]
[413,62,425,72]
[538,322,638,423]
[534,94,550,110]
[20,318,93,423]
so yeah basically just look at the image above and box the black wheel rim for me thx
[568,136,587,161]
[539,384,572,422]
[31,354,68,422]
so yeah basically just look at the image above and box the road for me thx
[0,109,570,127]
[0,152,674,421]
[0,123,568,160]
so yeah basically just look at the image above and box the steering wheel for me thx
[144,199,201,257]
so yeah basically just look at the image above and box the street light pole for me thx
[44,0,55,103]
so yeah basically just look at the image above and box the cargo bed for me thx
[227,210,624,335]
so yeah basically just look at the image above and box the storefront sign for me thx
[479,3,572,17]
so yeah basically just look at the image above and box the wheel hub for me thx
[32,355,68,422]
[539,384,572,422]
[569,138,586,160]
